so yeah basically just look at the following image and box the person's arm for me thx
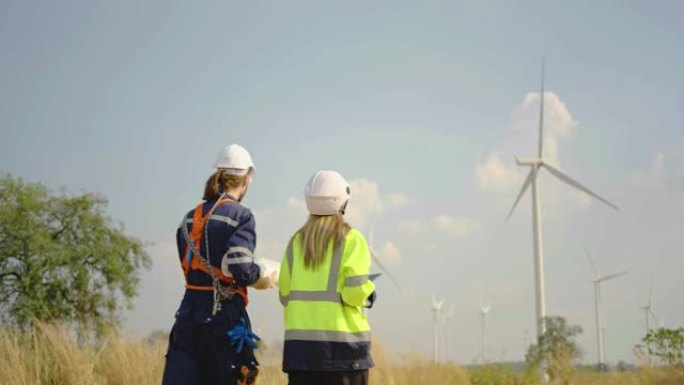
[220,210,262,287]
[278,240,292,306]
[340,231,376,308]
[175,212,192,264]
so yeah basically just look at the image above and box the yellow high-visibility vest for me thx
[279,228,376,371]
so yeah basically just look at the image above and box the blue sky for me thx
[2,0,683,364]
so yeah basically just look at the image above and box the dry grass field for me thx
[0,323,682,385]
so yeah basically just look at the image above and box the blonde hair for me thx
[298,214,351,269]
[202,170,248,200]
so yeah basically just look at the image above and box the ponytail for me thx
[203,170,248,200]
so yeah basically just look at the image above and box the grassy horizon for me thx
[0,323,682,385]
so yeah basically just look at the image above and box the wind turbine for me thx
[444,303,455,362]
[431,295,445,362]
[586,250,627,369]
[505,58,619,381]
[640,280,662,363]
[480,302,492,363]
[641,281,655,336]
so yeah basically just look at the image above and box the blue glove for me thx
[227,317,261,354]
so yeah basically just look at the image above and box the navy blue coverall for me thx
[162,194,262,385]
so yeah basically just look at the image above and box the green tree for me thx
[643,327,684,367]
[0,175,150,331]
[525,316,583,383]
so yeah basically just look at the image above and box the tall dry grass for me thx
[0,323,166,385]
[0,323,682,385]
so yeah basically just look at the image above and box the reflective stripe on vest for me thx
[278,234,346,306]
[284,329,371,343]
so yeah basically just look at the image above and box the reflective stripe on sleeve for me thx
[344,275,369,287]
[223,256,253,265]
[226,246,253,257]
[209,214,239,227]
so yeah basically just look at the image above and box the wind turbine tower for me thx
[431,295,444,362]
[641,281,660,336]
[586,250,627,369]
[505,58,619,381]
[444,303,455,362]
[480,302,492,363]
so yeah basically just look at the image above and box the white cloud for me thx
[626,151,684,222]
[653,153,665,171]
[397,219,425,236]
[397,215,481,239]
[254,239,286,261]
[476,92,580,195]
[475,152,523,192]
[255,179,409,268]
[510,91,578,165]
[345,179,383,230]
[432,214,481,238]
[286,196,306,211]
[379,241,402,267]
[474,91,607,215]
[386,193,409,207]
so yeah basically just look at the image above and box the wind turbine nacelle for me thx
[515,157,543,166]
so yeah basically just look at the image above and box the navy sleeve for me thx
[176,211,192,264]
[220,209,262,286]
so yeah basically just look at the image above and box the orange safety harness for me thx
[180,195,249,311]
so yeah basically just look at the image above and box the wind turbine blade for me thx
[541,163,619,210]
[369,246,401,290]
[505,169,534,222]
[585,249,598,278]
[598,271,628,282]
[538,55,546,159]
[479,301,492,313]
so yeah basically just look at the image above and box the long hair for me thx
[298,214,351,270]
[203,170,248,200]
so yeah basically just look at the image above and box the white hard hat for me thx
[304,170,351,215]
[214,144,255,175]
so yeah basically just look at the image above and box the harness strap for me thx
[182,197,234,279]
[180,196,249,308]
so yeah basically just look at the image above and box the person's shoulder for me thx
[216,200,254,223]
[182,205,197,220]
[345,228,367,244]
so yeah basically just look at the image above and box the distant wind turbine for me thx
[480,302,492,363]
[505,57,619,381]
[640,280,659,363]
[586,250,627,369]
[444,303,455,362]
[431,294,445,362]
[641,280,663,334]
